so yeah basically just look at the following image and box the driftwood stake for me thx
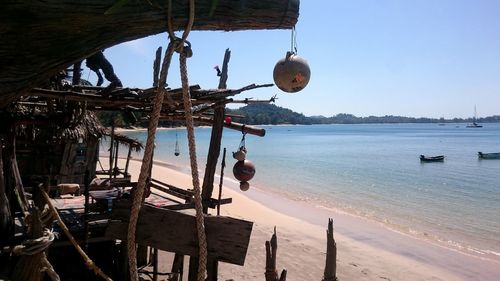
[323,218,337,281]
[265,227,286,281]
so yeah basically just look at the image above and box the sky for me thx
[82,0,500,119]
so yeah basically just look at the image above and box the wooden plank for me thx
[105,201,252,265]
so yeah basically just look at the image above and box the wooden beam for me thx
[193,116,266,137]
[105,201,253,266]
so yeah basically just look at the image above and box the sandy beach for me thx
[121,157,499,281]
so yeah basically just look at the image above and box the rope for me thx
[39,187,112,281]
[129,1,206,280]
[172,1,208,279]
[127,41,175,281]
[180,43,208,281]
[13,228,55,256]
[41,254,61,281]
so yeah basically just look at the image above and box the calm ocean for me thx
[121,123,500,262]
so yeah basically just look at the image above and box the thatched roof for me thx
[10,109,107,143]
[60,111,107,141]
[107,133,144,152]
[0,0,299,107]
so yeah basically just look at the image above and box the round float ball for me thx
[225,116,232,124]
[273,51,311,93]
[239,181,250,191]
[233,160,256,182]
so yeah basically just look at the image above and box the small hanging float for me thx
[273,27,311,93]
[232,132,256,191]
[174,130,180,156]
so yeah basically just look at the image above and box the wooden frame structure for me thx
[0,1,303,280]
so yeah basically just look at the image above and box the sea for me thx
[119,123,500,263]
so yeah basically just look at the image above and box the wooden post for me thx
[72,61,82,85]
[109,121,115,179]
[84,170,90,252]
[124,145,133,178]
[201,48,230,212]
[216,148,227,216]
[113,140,119,178]
[198,48,231,281]
[323,218,338,281]
[0,143,13,243]
[9,134,28,213]
[153,47,162,88]
[265,227,287,281]
[170,253,184,281]
[152,248,159,281]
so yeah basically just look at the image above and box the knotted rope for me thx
[13,228,55,256]
[13,229,60,281]
[39,187,111,281]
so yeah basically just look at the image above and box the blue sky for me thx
[83,0,500,118]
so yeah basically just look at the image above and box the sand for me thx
[121,158,499,281]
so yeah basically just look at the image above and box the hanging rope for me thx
[179,37,208,281]
[127,38,175,281]
[127,0,206,280]
[171,0,208,279]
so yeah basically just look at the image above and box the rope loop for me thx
[170,37,193,58]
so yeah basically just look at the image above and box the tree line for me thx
[96,104,500,127]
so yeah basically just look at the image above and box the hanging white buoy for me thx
[273,51,310,93]
[174,131,180,156]
[273,27,311,93]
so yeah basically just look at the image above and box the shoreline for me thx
[121,157,500,281]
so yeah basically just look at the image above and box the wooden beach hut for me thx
[0,1,305,281]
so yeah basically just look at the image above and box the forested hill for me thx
[96,103,500,127]
[228,104,500,125]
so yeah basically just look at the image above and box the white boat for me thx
[466,106,482,128]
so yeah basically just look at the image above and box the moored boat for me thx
[420,155,445,162]
[478,152,500,159]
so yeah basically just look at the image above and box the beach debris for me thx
[273,28,310,93]
[265,227,287,281]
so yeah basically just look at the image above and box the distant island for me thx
[96,104,500,127]
[226,104,500,125]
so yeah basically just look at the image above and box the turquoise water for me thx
[121,123,500,261]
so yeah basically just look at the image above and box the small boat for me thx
[478,152,500,160]
[420,155,445,162]
[466,122,482,128]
